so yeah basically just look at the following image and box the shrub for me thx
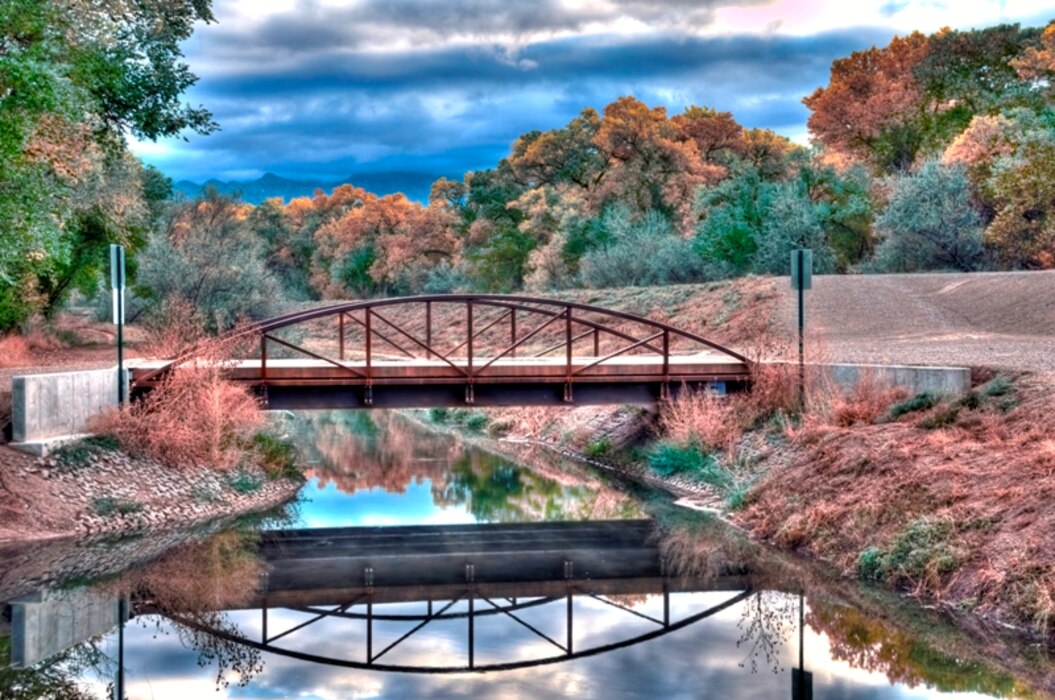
[857,519,960,593]
[52,435,120,471]
[92,496,143,517]
[428,407,450,423]
[658,388,743,454]
[982,376,1013,397]
[463,412,489,433]
[250,432,300,480]
[90,331,265,470]
[857,547,884,581]
[649,441,706,477]
[584,437,612,458]
[887,391,940,419]
[580,210,713,288]
[227,468,263,494]
[648,441,731,488]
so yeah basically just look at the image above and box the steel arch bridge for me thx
[140,521,757,674]
[130,294,753,408]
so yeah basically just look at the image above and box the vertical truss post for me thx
[365,310,373,405]
[663,581,670,627]
[262,594,268,643]
[338,312,345,361]
[260,334,268,381]
[564,308,573,402]
[468,591,475,669]
[593,327,600,357]
[510,309,517,358]
[661,329,670,401]
[425,300,432,359]
[566,589,574,655]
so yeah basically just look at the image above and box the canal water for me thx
[1,411,1052,698]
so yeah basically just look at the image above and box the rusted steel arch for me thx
[251,294,749,362]
[133,293,751,390]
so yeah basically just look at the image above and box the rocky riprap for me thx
[22,448,300,537]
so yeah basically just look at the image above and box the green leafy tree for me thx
[0,0,215,330]
[872,160,985,272]
[580,209,710,288]
[753,179,836,275]
[137,189,282,331]
[694,168,772,274]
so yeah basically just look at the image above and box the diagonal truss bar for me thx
[572,332,663,377]
[263,334,367,378]
[482,596,567,653]
[447,309,512,355]
[266,595,365,645]
[534,328,595,358]
[581,591,666,626]
[472,307,568,377]
[344,313,416,359]
[370,597,463,663]
[369,311,469,377]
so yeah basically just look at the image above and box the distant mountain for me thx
[172,171,446,205]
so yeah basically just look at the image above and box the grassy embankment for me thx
[398,278,1055,643]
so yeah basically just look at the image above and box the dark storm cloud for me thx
[159,6,895,185]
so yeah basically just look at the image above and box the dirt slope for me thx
[782,271,1055,371]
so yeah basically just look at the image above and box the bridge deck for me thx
[254,521,749,608]
[130,352,750,407]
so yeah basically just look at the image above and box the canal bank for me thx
[404,370,1055,648]
[0,443,301,542]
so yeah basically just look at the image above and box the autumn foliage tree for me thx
[804,32,931,173]
[312,189,458,297]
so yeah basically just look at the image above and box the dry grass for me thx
[0,330,66,369]
[659,388,746,455]
[91,332,264,470]
[737,372,1055,640]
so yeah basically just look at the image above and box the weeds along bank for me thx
[0,344,304,542]
[418,363,1055,645]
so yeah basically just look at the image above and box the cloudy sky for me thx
[133,0,1055,188]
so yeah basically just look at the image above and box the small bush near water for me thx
[250,432,301,480]
[857,518,961,592]
[227,469,263,494]
[648,441,732,488]
[92,496,143,517]
[52,435,120,471]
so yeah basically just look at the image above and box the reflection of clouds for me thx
[76,591,984,699]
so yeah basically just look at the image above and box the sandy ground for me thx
[780,270,1055,372]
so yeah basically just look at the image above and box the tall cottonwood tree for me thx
[0,0,216,330]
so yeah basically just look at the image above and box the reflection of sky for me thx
[86,593,1003,700]
[293,476,476,529]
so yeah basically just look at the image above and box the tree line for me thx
[2,5,1053,334]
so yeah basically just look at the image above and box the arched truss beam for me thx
[158,587,753,674]
[131,294,753,405]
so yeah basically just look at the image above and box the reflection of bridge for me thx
[131,295,752,408]
[152,520,754,673]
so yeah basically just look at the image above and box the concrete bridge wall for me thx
[10,367,126,453]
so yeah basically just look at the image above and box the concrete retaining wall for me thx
[11,367,125,444]
[819,363,971,395]
[10,588,122,668]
